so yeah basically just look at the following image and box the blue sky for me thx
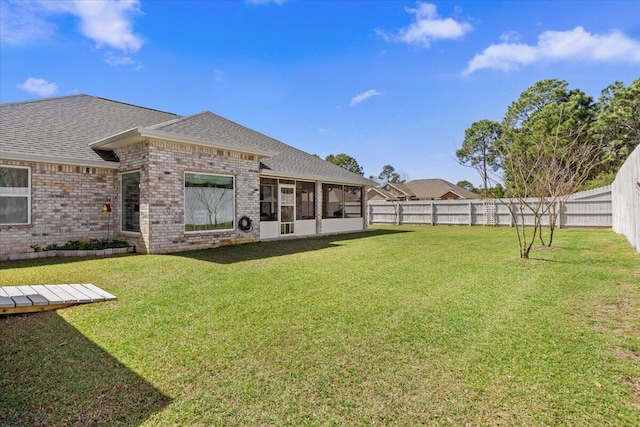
[1,0,639,186]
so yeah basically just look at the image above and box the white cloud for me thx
[465,26,640,75]
[377,2,472,48]
[1,1,145,54]
[104,52,142,70]
[17,77,58,96]
[43,0,145,53]
[0,1,58,44]
[499,31,521,43]
[350,90,383,107]
[105,52,135,66]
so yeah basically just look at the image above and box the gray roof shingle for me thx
[405,179,478,199]
[1,95,373,186]
[1,95,179,163]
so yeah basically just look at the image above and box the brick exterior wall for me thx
[0,159,119,258]
[2,138,369,260]
[118,139,260,254]
[1,139,261,259]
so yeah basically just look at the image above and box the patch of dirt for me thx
[613,347,640,362]
[588,281,640,337]
[620,375,640,398]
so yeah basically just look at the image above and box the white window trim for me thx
[184,171,236,233]
[0,165,31,225]
[120,170,141,234]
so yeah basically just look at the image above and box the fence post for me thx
[430,201,435,226]
[509,201,514,227]
[469,201,472,226]
[557,200,562,229]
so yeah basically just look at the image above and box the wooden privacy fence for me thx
[368,196,612,228]
[612,144,640,252]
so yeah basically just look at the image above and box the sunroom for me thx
[258,177,366,240]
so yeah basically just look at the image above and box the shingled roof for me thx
[1,95,373,186]
[405,179,478,199]
[370,179,478,200]
[0,95,178,165]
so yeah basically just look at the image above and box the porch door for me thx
[279,184,295,235]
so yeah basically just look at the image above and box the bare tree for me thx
[492,115,601,258]
[186,186,233,229]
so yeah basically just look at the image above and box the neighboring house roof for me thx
[368,186,397,200]
[405,179,478,199]
[385,182,416,198]
[369,179,479,200]
[1,95,373,186]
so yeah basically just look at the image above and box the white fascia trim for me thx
[436,190,465,199]
[367,187,392,198]
[1,152,120,169]
[90,127,275,158]
[260,169,374,187]
[386,182,412,196]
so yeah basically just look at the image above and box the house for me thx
[0,95,374,258]
[368,179,478,201]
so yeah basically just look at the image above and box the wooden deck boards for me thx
[0,284,116,315]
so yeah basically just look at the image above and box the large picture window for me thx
[185,172,234,232]
[322,184,363,219]
[0,166,30,225]
[296,181,315,220]
[121,171,140,232]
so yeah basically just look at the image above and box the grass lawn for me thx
[1,226,639,426]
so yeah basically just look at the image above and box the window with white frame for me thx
[0,166,31,225]
[185,172,235,232]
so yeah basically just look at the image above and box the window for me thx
[0,166,30,225]
[296,181,315,220]
[260,178,277,221]
[322,183,343,219]
[322,184,363,219]
[344,185,363,218]
[185,172,234,232]
[121,171,140,232]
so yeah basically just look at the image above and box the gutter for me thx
[90,127,275,159]
[260,169,376,187]
[1,152,120,169]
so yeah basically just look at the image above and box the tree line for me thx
[456,78,639,258]
[322,153,406,184]
[456,78,639,195]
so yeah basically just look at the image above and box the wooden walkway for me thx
[0,284,116,315]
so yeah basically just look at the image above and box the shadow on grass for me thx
[172,228,411,264]
[0,252,139,271]
[0,311,171,426]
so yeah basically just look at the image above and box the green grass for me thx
[1,226,639,426]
